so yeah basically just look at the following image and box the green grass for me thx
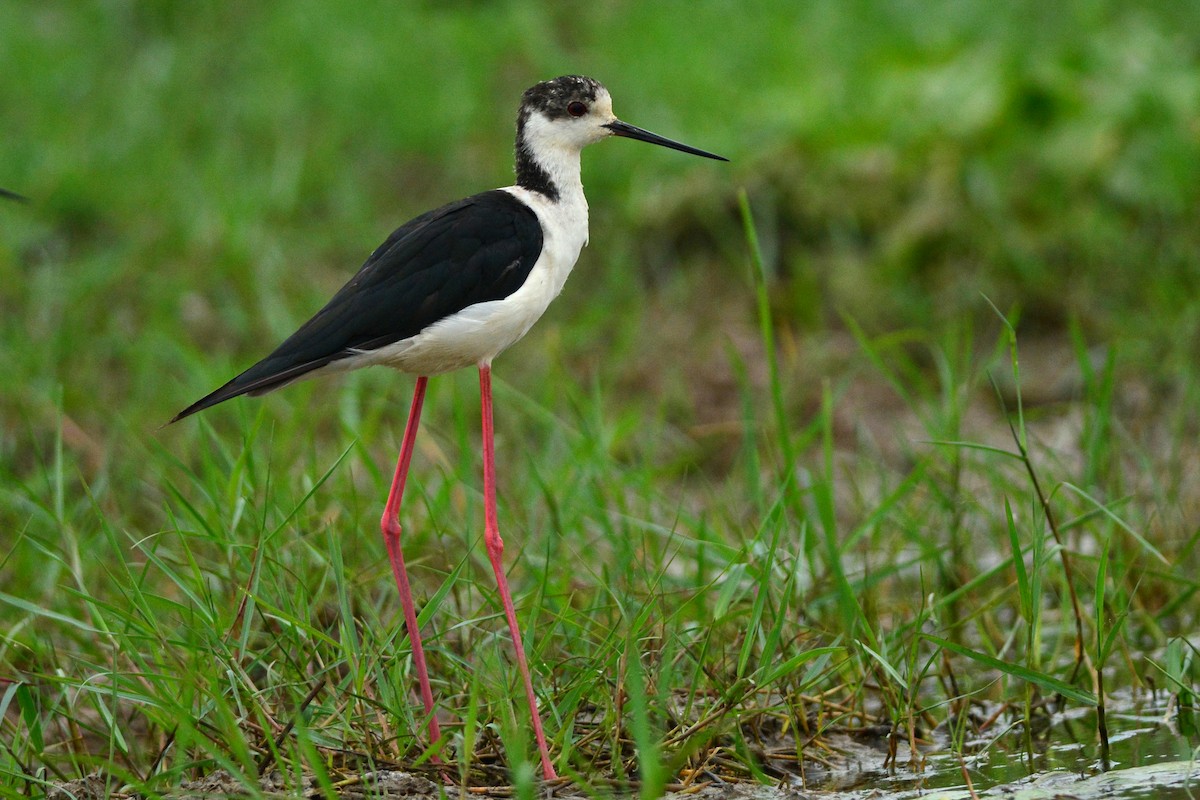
[3,1,1200,797]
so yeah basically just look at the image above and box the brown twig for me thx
[992,374,1087,688]
[257,678,328,771]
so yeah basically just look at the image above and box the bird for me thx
[170,75,727,780]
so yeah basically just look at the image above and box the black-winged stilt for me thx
[171,75,726,780]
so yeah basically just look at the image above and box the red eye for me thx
[567,101,587,117]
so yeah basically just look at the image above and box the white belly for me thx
[340,185,589,376]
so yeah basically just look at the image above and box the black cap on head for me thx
[520,75,605,121]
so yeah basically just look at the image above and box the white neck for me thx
[514,111,590,205]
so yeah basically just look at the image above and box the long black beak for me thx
[0,188,28,203]
[604,119,728,161]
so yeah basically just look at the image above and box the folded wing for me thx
[171,190,542,422]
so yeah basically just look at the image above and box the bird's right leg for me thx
[379,375,443,748]
[478,364,557,780]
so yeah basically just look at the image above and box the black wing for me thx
[171,189,542,422]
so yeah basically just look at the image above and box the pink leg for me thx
[379,376,443,749]
[478,365,558,781]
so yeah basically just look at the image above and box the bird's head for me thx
[517,75,727,161]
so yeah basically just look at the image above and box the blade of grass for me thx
[924,634,1096,706]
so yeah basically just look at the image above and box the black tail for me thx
[168,356,336,424]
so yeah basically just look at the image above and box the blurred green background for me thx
[4,1,1199,416]
[4,0,1199,447]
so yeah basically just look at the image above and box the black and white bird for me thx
[171,75,726,780]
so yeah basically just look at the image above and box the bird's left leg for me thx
[380,376,443,749]
[477,364,558,781]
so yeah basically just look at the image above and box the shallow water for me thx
[791,694,1200,799]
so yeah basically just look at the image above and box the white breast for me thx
[341,184,590,377]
